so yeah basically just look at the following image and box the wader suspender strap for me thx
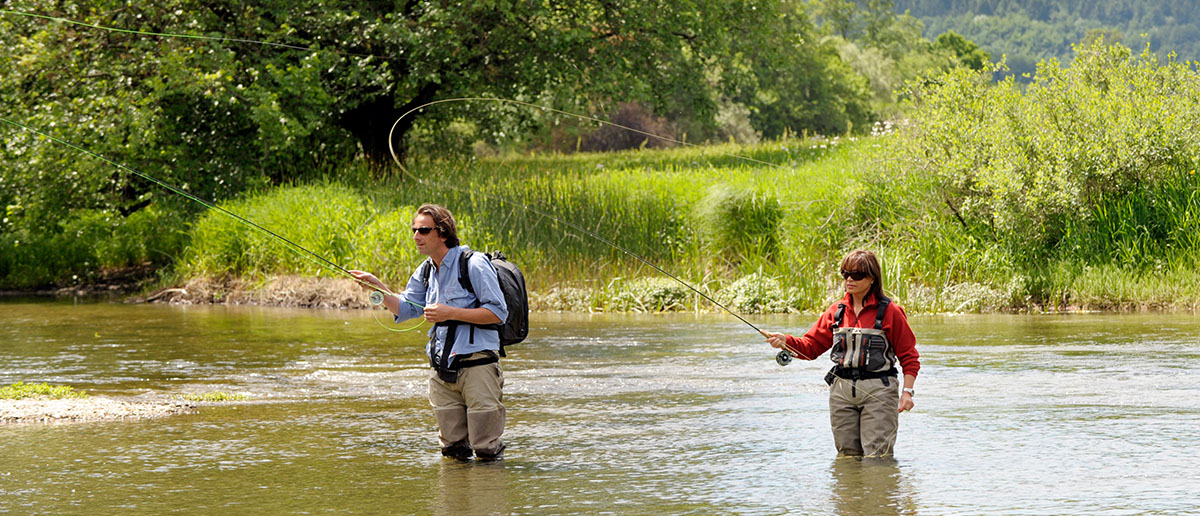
[874,297,890,330]
[833,298,890,330]
[873,297,893,386]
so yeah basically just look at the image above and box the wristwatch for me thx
[902,388,915,396]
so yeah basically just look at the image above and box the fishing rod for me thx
[386,98,814,366]
[5,8,810,362]
[0,117,427,326]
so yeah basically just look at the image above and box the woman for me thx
[762,250,919,457]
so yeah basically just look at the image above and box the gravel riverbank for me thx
[0,397,196,424]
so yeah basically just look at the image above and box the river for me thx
[2,300,1198,514]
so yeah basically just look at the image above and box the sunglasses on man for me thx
[411,226,437,235]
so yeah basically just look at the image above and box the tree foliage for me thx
[935,30,990,70]
[895,0,1200,81]
[0,1,784,280]
[884,41,1200,267]
[809,0,977,116]
[0,0,984,287]
[733,1,874,138]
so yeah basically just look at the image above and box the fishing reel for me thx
[775,349,793,366]
[369,290,385,306]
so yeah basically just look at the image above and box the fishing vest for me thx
[829,297,897,374]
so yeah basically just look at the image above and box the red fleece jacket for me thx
[784,292,921,377]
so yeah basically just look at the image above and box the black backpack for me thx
[421,250,529,356]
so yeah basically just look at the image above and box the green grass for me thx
[169,132,1200,313]
[0,206,187,288]
[174,391,249,402]
[176,135,871,311]
[0,382,89,400]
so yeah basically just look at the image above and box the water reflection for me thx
[830,457,915,516]
[433,460,511,516]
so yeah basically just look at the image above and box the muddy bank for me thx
[140,275,372,309]
[140,275,581,311]
[1,397,196,424]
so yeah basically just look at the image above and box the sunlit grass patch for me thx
[0,382,89,400]
[175,391,250,402]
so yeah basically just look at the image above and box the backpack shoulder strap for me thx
[833,303,846,330]
[874,297,891,330]
[419,259,433,287]
[458,249,476,295]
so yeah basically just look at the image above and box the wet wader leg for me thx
[829,378,865,456]
[859,377,900,458]
[461,361,506,460]
[429,369,472,460]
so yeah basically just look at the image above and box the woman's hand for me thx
[761,330,788,349]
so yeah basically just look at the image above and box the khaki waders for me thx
[828,376,899,457]
[429,352,506,460]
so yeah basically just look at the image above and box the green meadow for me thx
[174,124,1200,313]
[177,136,875,313]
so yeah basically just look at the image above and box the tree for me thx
[1,0,782,221]
[811,0,860,39]
[733,1,874,138]
[935,30,991,70]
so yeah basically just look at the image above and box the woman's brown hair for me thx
[840,249,885,302]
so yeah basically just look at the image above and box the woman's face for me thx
[842,267,874,301]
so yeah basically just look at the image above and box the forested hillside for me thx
[894,0,1200,78]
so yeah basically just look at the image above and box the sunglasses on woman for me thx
[411,226,437,235]
[841,270,870,281]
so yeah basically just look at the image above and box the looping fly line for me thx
[386,97,782,338]
[3,8,810,347]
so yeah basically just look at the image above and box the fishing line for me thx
[387,98,790,340]
[0,116,426,332]
[7,8,812,354]
[9,10,918,423]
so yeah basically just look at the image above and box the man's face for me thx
[411,213,448,256]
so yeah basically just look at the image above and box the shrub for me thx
[0,206,186,288]
[694,184,784,267]
[887,41,1200,267]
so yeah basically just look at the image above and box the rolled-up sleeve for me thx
[393,268,428,323]
[467,254,508,322]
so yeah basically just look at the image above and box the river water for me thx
[1,300,1198,515]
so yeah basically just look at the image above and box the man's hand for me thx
[348,270,385,291]
[423,303,458,323]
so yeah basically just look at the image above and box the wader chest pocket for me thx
[865,334,889,371]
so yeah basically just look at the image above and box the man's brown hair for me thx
[414,204,460,248]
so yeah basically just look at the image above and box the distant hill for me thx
[894,0,1200,79]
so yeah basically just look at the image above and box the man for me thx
[351,204,509,461]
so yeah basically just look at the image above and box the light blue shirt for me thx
[393,245,508,364]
